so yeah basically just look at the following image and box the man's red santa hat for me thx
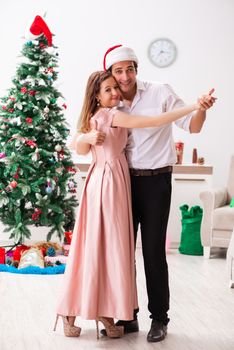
[103,45,138,71]
[27,15,52,46]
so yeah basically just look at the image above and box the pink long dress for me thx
[56,108,138,320]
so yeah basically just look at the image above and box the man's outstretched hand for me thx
[198,88,217,111]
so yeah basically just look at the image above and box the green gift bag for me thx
[178,204,203,255]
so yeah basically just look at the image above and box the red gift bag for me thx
[0,247,6,264]
[64,231,73,245]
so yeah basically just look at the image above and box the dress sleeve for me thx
[91,108,117,129]
[89,116,98,130]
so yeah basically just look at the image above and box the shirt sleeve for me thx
[163,84,193,132]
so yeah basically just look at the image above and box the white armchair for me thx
[226,229,234,288]
[199,154,234,258]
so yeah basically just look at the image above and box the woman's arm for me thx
[73,134,91,155]
[70,129,106,155]
[112,104,200,129]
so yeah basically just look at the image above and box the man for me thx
[77,45,215,342]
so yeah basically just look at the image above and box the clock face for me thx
[148,38,177,68]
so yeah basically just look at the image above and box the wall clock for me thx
[148,38,177,68]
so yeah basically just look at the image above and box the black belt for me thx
[129,166,172,177]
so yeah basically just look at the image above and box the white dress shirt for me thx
[119,80,193,169]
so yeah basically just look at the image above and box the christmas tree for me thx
[0,16,78,243]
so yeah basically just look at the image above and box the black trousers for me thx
[131,172,172,325]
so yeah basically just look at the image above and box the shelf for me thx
[173,164,213,175]
[75,163,213,175]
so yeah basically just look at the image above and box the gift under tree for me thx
[0,16,77,243]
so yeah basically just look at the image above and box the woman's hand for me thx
[82,129,106,146]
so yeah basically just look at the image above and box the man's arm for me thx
[189,88,216,133]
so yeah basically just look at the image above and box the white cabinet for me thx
[167,164,213,248]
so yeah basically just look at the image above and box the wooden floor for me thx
[0,247,234,350]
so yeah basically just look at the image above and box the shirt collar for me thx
[117,79,146,109]
[136,79,146,92]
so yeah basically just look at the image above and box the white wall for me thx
[0,0,233,187]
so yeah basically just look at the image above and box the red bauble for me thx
[32,208,42,221]
[9,180,18,188]
[66,166,77,173]
[32,213,38,221]
[26,117,33,123]
[21,87,27,94]
[25,140,37,148]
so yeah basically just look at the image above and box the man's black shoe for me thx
[100,319,139,336]
[147,320,167,342]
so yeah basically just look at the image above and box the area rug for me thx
[0,264,65,274]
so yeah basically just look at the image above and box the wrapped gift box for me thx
[44,255,67,264]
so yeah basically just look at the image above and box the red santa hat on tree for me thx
[26,15,53,46]
[103,44,138,71]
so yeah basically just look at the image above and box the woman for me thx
[54,71,200,339]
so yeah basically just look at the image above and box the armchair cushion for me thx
[213,206,234,230]
[200,187,227,210]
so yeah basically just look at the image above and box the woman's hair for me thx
[77,70,112,133]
